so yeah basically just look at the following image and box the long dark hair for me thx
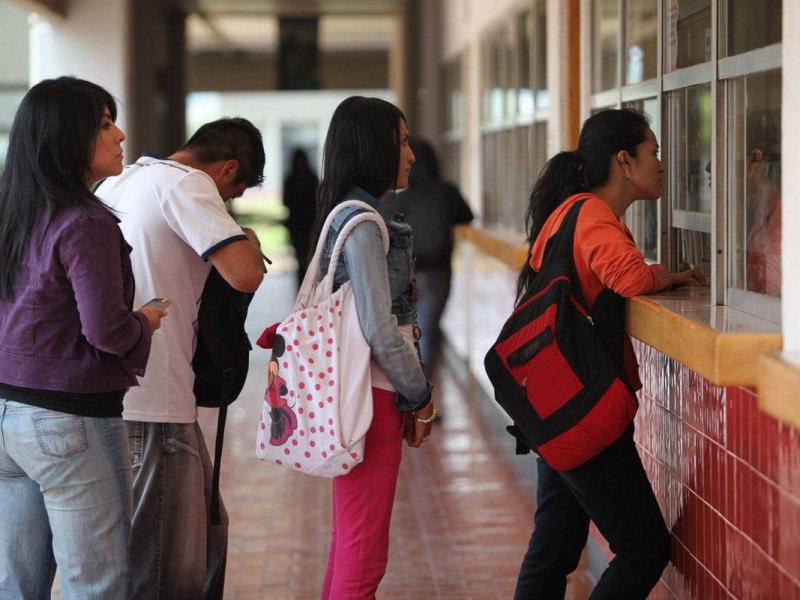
[0,76,117,301]
[310,96,405,247]
[516,109,651,301]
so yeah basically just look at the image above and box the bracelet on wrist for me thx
[415,407,438,424]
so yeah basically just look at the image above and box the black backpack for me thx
[192,267,254,524]
[483,199,638,471]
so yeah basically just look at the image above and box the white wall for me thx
[29,0,130,133]
[783,4,800,349]
[0,2,30,85]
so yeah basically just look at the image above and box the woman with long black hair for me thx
[311,96,434,599]
[513,109,704,599]
[0,76,165,599]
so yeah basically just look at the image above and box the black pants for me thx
[514,426,670,600]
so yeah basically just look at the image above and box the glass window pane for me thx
[727,70,781,297]
[490,37,504,122]
[668,84,712,213]
[665,0,711,72]
[592,0,619,92]
[667,84,712,277]
[503,23,517,120]
[518,11,534,117]
[725,0,781,57]
[676,229,711,275]
[482,133,499,225]
[625,0,658,83]
[534,1,549,109]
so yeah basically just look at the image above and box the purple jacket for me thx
[0,202,152,393]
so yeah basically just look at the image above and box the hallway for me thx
[197,270,580,599]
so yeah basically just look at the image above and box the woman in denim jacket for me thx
[311,96,435,599]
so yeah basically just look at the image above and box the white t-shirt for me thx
[97,156,248,423]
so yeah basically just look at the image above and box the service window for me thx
[588,0,660,261]
[585,0,783,319]
[665,83,713,278]
[720,0,782,319]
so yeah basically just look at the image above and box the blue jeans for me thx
[127,421,228,600]
[0,399,132,600]
[415,268,452,379]
[514,426,670,599]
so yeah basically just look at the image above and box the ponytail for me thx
[515,108,650,304]
[515,151,587,302]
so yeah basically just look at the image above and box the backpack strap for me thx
[540,197,591,313]
[209,405,227,526]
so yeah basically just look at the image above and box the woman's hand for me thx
[138,306,168,333]
[403,404,435,448]
[671,268,707,287]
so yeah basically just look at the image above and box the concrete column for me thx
[404,0,443,147]
[129,0,187,157]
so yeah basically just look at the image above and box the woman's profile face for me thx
[627,128,664,200]
[87,108,126,186]
[393,119,415,190]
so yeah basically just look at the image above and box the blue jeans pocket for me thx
[127,421,144,468]
[33,413,87,458]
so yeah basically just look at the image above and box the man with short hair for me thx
[96,117,267,600]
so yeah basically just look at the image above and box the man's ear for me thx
[221,159,240,182]
[748,149,764,164]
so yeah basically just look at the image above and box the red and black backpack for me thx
[484,199,638,471]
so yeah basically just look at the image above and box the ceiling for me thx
[185,0,406,54]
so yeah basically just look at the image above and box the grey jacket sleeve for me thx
[341,220,432,411]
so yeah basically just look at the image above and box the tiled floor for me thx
[198,271,592,599]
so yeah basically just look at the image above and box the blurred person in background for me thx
[386,137,473,387]
[283,147,319,287]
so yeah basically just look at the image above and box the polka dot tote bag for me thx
[256,200,388,477]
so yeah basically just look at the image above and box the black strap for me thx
[209,405,227,526]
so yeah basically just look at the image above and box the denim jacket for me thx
[320,186,432,411]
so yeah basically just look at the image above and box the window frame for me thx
[584,0,782,321]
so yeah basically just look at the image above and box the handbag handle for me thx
[296,200,389,309]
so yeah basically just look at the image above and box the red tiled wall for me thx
[597,341,800,599]
[446,244,800,598]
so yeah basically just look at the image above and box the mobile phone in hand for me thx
[143,297,170,309]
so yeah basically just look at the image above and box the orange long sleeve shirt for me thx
[529,194,668,311]
[528,194,669,391]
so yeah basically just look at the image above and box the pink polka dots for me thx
[255,289,372,477]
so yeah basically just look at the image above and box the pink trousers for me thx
[321,387,403,600]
